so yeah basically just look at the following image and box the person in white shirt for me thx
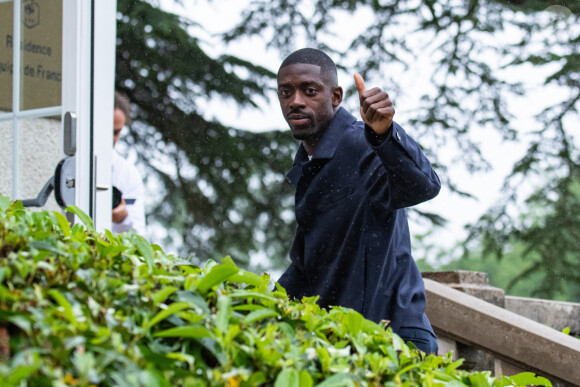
[111,91,146,235]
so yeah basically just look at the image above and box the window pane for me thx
[19,116,63,211]
[0,1,14,113]
[20,0,62,110]
[0,0,63,112]
[0,120,14,195]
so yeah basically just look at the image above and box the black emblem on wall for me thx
[23,0,40,29]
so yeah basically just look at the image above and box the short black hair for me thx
[114,91,132,126]
[278,48,338,86]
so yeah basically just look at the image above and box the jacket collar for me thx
[312,107,356,160]
[287,107,356,187]
[292,107,356,164]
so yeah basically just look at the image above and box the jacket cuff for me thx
[364,123,393,147]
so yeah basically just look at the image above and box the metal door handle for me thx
[63,111,77,156]
[18,156,76,208]
[20,177,55,207]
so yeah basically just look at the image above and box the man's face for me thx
[277,63,342,145]
[113,108,126,147]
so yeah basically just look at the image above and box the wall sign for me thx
[0,0,62,112]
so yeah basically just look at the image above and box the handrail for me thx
[505,295,580,336]
[424,279,580,385]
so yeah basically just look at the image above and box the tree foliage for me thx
[116,0,579,296]
[224,0,580,298]
[464,170,580,299]
[116,0,297,270]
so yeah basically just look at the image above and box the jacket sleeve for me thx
[277,263,309,300]
[364,121,441,209]
[277,226,309,300]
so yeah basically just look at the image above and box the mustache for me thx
[286,109,311,119]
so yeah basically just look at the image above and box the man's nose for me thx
[289,91,306,109]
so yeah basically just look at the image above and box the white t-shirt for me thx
[111,149,146,235]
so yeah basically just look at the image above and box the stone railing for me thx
[505,296,580,337]
[422,271,580,387]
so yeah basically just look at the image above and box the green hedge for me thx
[0,196,550,386]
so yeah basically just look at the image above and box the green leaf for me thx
[342,310,363,336]
[279,322,295,339]
[232,304,263,312]
[242,308,278,324]
[65,205,94,231]
[133,235,155,271]
[249,372,267,385]
[104,229,116,242]
[7,362,42,386]
[166,352,195,367]
[29,241,66,256]
[184,275,196,291]
[48,289,76,326]
[274,368,299,387]
[73,351,96,384]
[138,369,170,387]
[174,291,210,315]
[229,270,270,290]
[200,337,227,365]
[145,302,191,329]
[221,256,237,267]
[52,211,71,237]
[316,374,356,387]
[153,325,213,339]
[229,290,278,303]
[195,264,239,294]
[299,370,313,387]
[0,195,10,211]
[445,358,464,373]
[175,311,204,324]
[467,373,490,387]
[97,242,129,258]
[152,286,178,305]
[433,370,456,382]
[316,347,331,372]
[508,372,552,387]
[151,243,164,252]
[215,292,231,333]
[8,315,32,333]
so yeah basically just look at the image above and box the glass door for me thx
[0,0,116,232]
[0,0,63,210]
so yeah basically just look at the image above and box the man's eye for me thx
[305,88,317,95]
[278,89,291,96]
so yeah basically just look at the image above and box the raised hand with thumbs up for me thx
[354,73,395,136]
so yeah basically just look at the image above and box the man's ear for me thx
[331,86,343,107]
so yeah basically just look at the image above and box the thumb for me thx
[354,73,366,96]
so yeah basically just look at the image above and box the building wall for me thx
[0,117,62,212]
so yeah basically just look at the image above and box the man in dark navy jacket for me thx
[276,48,441,353]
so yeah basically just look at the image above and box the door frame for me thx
[62,0,116,231]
